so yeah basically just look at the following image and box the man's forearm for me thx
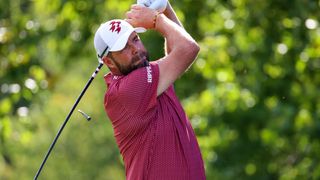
[163,2,183,54]
[163,2,183,27]
[155,13,198,61]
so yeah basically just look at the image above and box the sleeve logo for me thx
[146,66,152,83]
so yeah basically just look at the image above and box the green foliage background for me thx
[1,0,320,179]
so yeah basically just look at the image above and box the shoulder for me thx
[105,63,159,101]
[120,63,159,89]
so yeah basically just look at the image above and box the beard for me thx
[114,51,150,75]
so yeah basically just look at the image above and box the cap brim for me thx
[134,27,146,33]
[109,27,146,52]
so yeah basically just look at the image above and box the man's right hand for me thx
[126,5,159,30]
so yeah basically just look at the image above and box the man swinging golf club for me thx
[94,0,206,179]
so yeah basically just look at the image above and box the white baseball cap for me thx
[94,19,146,58]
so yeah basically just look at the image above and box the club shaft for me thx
[34,63,103,180]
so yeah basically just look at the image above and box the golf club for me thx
[34,61,104,180]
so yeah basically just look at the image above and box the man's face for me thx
[108,32,149,75]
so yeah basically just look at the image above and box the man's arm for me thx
[163,2,183,54]
[163,2,182,27]
[126,5,199,96]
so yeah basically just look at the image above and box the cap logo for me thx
[109,21,122,34]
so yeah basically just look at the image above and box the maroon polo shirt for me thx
[104,62,205,180]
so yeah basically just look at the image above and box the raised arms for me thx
[126,4,199,96]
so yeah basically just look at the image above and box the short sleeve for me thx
[117,63,159,115]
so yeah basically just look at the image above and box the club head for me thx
[78,109,91,121]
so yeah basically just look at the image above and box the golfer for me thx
[94,1,205,179]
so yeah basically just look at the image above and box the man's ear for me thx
[102,53,121,74]
[103,56,115,69]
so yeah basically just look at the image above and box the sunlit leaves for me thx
[0,98,12,114]
[0,117,12,142]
